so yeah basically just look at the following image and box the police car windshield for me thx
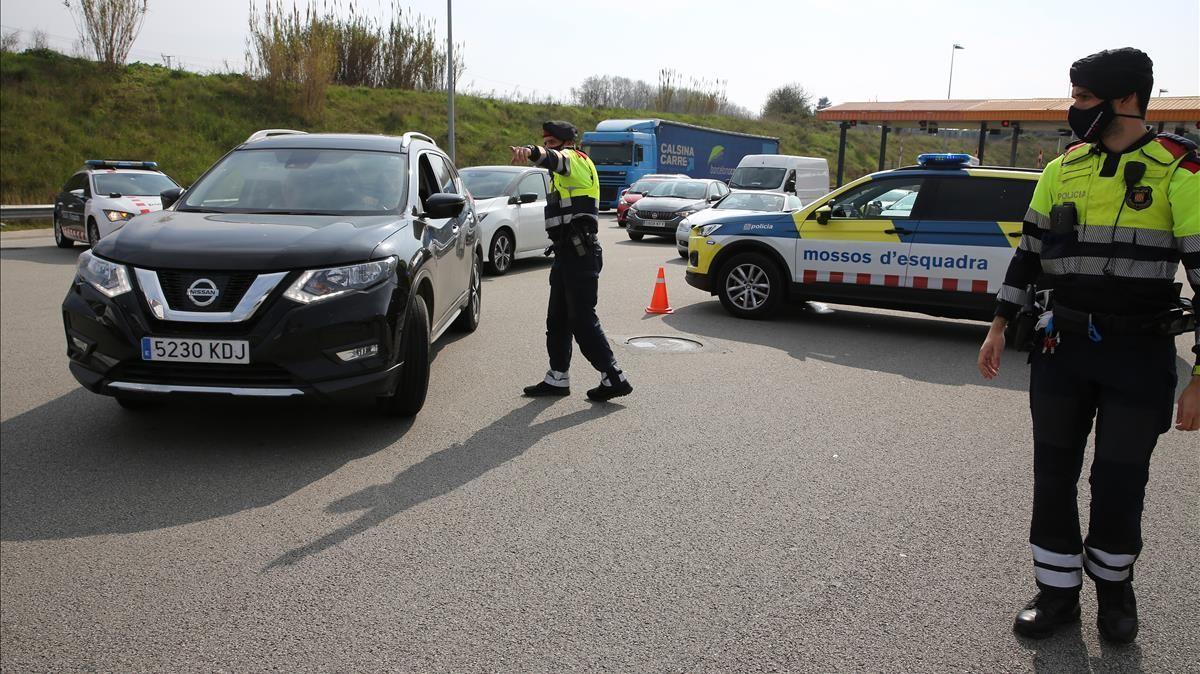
[716,193,784,211]
[646,181,707,200]
[92,172,178,197]
[729,167,785,190]
[460,169,515,199]
[179,149,407,215]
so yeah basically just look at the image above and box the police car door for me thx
[797,177,925,289]
[59,173,89,239]
[908,176,1034,303]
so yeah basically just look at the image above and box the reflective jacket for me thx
[526,145,600,233]
[996,133,1199,364]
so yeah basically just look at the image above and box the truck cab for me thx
[581,121,658,209]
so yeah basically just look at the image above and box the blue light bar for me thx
[916,153,978,167]
[85,159,159,170]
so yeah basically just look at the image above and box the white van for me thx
[729,155,829,204]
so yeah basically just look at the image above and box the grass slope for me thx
[1,50,1061,203]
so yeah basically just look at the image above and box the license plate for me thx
[642,220,669,227]
[141,337,249,364]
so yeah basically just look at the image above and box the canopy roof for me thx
[817,97,1200,131]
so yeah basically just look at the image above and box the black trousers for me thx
[1028,331,1177,591]
[546,238,617,376]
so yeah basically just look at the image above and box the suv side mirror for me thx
[814,205,832,225]
[160,187,185,210]
[423,192,466,219]
[519,192,539,204]
[70,189,85,198]
[707,194,721,202]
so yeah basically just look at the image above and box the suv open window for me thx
[518,173,547,200]
[922,177,1035,221]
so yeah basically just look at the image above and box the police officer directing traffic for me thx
[512,121,632,401]
[978,48,1199,644]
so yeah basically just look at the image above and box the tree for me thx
[816,96,832,111]
[762,83,813,119]
[64,0,148,67]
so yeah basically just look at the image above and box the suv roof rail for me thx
[401,132,436,149]
[245,129,307,143]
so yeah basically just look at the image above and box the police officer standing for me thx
[512,121,632,401]
[978,48,1199,644]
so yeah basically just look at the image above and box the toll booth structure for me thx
[816,97,1200,186]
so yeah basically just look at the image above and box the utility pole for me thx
[947,43,964,99]
[447,0,456,162]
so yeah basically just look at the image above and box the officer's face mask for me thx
[1067,97,1143,142]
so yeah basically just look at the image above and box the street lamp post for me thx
[947,43,964,99]
[447,0,456,163]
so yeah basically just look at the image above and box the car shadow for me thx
[481,256,553,282]
[612,237,676,247]
[661,300,1031,390]
[267,397,624,569]
[0,389,409,542]
[0,244,83,266]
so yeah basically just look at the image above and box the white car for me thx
[676,190,802,257]
[54,160,180,248]
[460,166,552,275]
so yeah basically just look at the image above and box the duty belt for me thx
[1051,303,1194,337]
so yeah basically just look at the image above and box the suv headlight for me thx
[697,224,723,237]
[284,257,397,304]
[104,209,135,222]
[77,250,132,297]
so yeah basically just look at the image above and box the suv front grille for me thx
[156,270,258,312]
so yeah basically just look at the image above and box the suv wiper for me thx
[265,210,341,216]
[176,207,223,213]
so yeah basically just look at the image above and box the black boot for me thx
[586,369,632,401]
[1096,581,1138,644]
[1013,589,1081,639]
[523,382,569,397]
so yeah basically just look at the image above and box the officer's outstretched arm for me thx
[526,146,572,176]
[1169,151,1199,430]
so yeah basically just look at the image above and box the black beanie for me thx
[542,120,578,142]
[1069,47,1153,100]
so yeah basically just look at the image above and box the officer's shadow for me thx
[266,397,622,569]
[1019,622,1144,673]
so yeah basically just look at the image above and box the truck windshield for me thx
[179,149,407,215]
[583,143,633,166]
[730,167,786,190]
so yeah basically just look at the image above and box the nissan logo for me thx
[187,278,219,307]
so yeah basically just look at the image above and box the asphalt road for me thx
[2,217,1197,672]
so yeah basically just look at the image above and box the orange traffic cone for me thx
[645,266,674,314]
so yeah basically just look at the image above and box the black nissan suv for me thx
[62,130,482,416]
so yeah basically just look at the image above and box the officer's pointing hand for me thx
[510,146,531,165]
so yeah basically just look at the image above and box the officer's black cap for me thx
[542,120,578,141]
[1069,48,1153,100]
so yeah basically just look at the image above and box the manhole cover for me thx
[624,336,704,352]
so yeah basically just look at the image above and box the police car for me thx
[685,154,1040,320]
[53,160,180,248]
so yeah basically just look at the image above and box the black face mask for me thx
[1068,99,1143,143]
[1068,101,1116,142]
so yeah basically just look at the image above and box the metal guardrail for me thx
[0,205,54,222]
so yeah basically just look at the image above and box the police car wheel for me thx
[487,229,513,275]
[378,294,430,417]
[627,231,644,241]
[717,252,782,319]
[53,214,74,249]
[86,219,100,247]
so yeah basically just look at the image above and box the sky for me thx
[2,0,1197,112]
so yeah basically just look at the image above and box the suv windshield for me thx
[92,172,178,197]
[730,167,785,190]
[717,192,784,211]
[180,148,407,215]
[647,180,707,200]
[460,169,515,199]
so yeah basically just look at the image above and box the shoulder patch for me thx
[1155,132,1198,157]
[1178,154,1200,174]
[1062,142,1096,164]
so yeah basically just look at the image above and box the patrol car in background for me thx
[54,160,180,248]
[685,154,1039,320]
